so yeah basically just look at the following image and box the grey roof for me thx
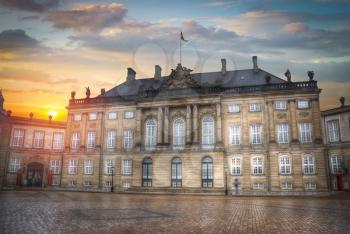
[104,68,287,98]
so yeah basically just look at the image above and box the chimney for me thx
[127,67,136,82]
[154,65,162,79]
[252,56,258,72]
[340,96,345,107]
[221,58,226,75]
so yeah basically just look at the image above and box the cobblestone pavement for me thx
[1,191,350,234]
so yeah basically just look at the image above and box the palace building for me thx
[0,56,333,195]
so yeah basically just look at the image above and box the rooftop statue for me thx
[307,71,314,81]
[86,87,90,99]
[162,64,198,89]
[0,89,4,110]
[284,69,291,82]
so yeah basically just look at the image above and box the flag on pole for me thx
[180,31,188,42]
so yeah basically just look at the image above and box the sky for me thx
[0,0,349,121]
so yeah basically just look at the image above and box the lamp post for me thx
[111,166,114,192]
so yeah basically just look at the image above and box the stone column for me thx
[186,105,192,144]
[81,112,88,149]
[157,107,163,144]
[136,108,142,147]
[289,100,298,142]
[268,101,275,143]
[163,106,169,144]
[96,112,104,147]
[192,104,198,143]
[242,102,249,146]
[65,114,73,148]
[311,98,322,143]
[216,103,222,143]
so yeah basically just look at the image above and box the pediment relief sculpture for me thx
[161,64,199,90]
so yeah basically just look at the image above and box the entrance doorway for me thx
[27,162,44,187]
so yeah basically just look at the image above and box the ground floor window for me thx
[281,182,293,190]
[123,181,131,189]
[84,181,92,187]
[9,158,20,173]
[105,181,112,188]
[68,180,77,187]
[202,156,213,188]
[52,180,60,186]
[171,157,182,187]
[142,157,152,187]
[253,183,264,190]
[304,182,316,190]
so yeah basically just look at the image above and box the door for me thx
[336,173,344,191]
[27,162,44,187]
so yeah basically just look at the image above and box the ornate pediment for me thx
[161,64,199,89]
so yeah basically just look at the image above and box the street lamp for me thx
[111,165,114,192]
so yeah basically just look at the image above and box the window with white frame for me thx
[279,156,292,175]
[297,100,309,109]
[124,111,134,119]
[84,181,92,187]
[74,114,82,121]
[228,104,240,113]
[252,156,263,175]
[33,131,45,148]
[145,118,157,150]
[105,181,112,187]
[122,159,132,175]
[173,118,185,148]
[303,155,315,174]
[253,183,264,189]
[250,124,262,144]
[229,125,241,145]
[68,159,78,175]
[330,155,342,174]
[275,100,287,110]
[52,132,64,150]
[88,112,97,120]
[52,180,59,186]
[107,130,116,149]
[108,112,117,120]
[304,182,316,190]
[8,158,20,173]
[86,131,96,149]
[105,159,115,175]
[123,129,133,149]
[71,132,80,149]
[277,123,289,143]
[84,159,93,175]
[299,123,312,143]
[249,103,261,112]
[231,157,241,175]
[202,116,214,147]
[281,182,293,190]
[50,160,61,174]
[68,180,77,187]
[12,129,25,147]
[123,181,131,189]
[327,120,340,143]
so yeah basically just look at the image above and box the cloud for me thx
[46,3,128,32]
[0,29,39,51]
[0,0,59,12]
[282,22,308,33]
[202,1,240,8]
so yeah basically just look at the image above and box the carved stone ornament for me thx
[161,64,199,89]
[299,111,309,118]
[277,113,287,119]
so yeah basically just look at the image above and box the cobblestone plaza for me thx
[0,191,349,234]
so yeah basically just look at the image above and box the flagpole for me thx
[180,32,182,64]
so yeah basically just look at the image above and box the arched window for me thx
[279,155,292,175]
[173,118,185,149]
[142,157,152,187]
[171,157,182,187]
[145,118,157,150]
[202,116,214,148]
[202,156,213,188]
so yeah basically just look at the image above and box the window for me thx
[304,182,316,190]
[122,159,132,175]
[74,114,81,121]
[299,123,312,143]
[202,116,214,148]
[105,181,112,188]
[124,111,134,119]
[106,130,116,149]
[279,156,292,175]
[68,180,77,187]
[123,129,133,149]
[105,159,115,175]
[330,155,342,174]
[71,132,80,149]
[253,183,264,190]
[281,182,293,190]
[250,124,262,144]
[88,113,97,120]
[173,118,185,149]
[171,157,182,187]
[327,120,340,143]
[145,118,157,150]
[228,104,240,113]
[33,131,45,148]
[68,159,78,175]
[142,157,152,187]
[12,129,24,147]
[86,131,96,149]
[229,125,241,145]
[275,100,287,110]
[297,100,309,109]
[202,156,213,188]
[8,158,20,173]
[84,160,93,175]
[277,123,289,144]
[249,103,261,112]
[52,180,60,186]
[52,132,64,150]
[252,156,263,175]
[303,155,315,174]
[84,181,92,187]
[108,112,117,120]
[231,157,241,175]
[50,160,61,174]
[123,181,131,189]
